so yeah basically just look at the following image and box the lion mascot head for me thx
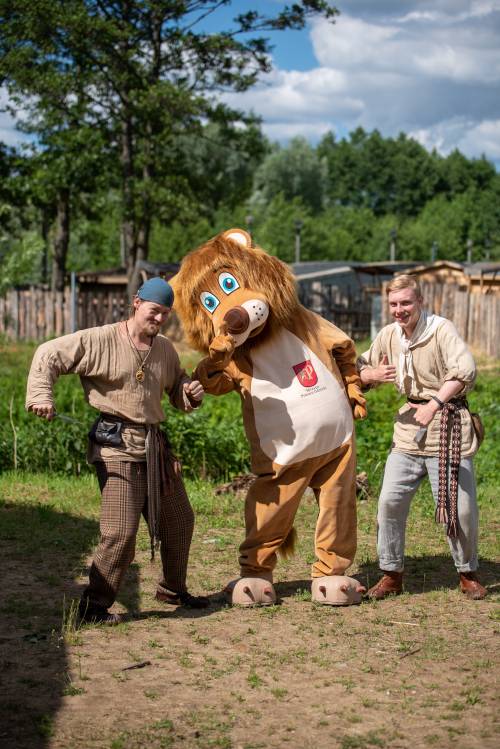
[171,228,300,353]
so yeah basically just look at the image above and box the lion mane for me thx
[171,231,300,353]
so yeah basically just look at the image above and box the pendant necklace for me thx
[125,321,153,383]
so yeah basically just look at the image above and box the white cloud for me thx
[1,2,499,164]
[311,15,400,71]
[411,118,500,160]
[224,1,500,162]
[262,121,334,141]
[0,87,32,147]
[223,66,363,123]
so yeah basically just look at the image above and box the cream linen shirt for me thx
[359,317,478,456]
[26,321,195,461]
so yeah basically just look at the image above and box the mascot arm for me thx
[192,357,235,396]
[192,329,237,396]
[330,338,368,421]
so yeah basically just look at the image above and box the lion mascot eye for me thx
[200,291,220,313]
[218,272,240,295]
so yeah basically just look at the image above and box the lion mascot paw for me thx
[225,577,277,607]
[311,575,366,606]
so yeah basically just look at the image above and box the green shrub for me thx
[0,343,249,480]
[1,342,497,488]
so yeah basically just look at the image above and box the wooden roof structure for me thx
[396,260,500,293]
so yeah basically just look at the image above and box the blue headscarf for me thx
[137,277,174,308]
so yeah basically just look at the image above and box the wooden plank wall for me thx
[1,282,498,357]
[380,281,500,358]
[0,286,74,340]
[0,285,183,343]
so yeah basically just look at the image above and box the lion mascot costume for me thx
[171,228,367,606]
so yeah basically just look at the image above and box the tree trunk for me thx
[132,145,153,292]
[51,188,70,293]
[121,112,140,299]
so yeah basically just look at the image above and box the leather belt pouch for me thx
[89,417,124,446]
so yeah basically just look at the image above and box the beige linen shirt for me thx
[359,317,478,456]
[26,321,195,461]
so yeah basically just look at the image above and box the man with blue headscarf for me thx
[26,278,209,623]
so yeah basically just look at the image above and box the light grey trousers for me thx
[377,451,479,573]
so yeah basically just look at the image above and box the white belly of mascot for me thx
[251,329,353,465]
[171,228,367,607]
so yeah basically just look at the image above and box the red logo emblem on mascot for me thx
[293,360,318,388]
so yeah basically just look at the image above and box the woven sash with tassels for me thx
[146,425,182,560]
[435,400,466,538]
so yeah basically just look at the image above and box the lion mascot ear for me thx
[222,228,252,248]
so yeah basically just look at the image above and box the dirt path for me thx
[1,479,499,749]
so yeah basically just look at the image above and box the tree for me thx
[0,1,339,294]
[178,121,268,215]
[318,129,440,218]
[250,136,328,213]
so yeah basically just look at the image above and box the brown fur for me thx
[171,232,300,353]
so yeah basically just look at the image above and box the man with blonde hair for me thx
[358,274,486,600]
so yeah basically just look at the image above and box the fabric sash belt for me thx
[406,398,467,538]
[435,399,467,538]
[99,414,180,559]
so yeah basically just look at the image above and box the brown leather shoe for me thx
[367,571,403,600]
[459,572,487,600]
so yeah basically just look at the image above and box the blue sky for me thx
[216,0,500,163]
[2,0,500,163]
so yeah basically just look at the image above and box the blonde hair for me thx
[386,274,422,298]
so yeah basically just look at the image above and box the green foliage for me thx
[1,343,498,498]
[0,231,44,294]
[0,0,339,281]
[252,193,309,261]
[250,137,328,213]
[0,342,249,480]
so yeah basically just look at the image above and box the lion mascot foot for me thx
[225,577,277,607]
[311,575,366,606]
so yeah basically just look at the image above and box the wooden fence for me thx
[0,285,183,342]
[381,280,500,358]
[2,280,498,358]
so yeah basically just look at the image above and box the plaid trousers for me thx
[83,461,194,609]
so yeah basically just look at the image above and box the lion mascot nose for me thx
[223,306,250,335]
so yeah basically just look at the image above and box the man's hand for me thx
[408,400,439,427]
[367,354,397,384]
[184,380,204,402]
[30,403,56,420]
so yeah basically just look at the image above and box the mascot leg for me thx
[310,440,358,604]
[239,470,309,576]
[226,527,296,607]
[228,470,308,606]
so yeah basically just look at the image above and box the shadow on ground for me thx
[272,555,500,601]
[357,554,500,594]
[0,502,100,749]
[0,500,230,747]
